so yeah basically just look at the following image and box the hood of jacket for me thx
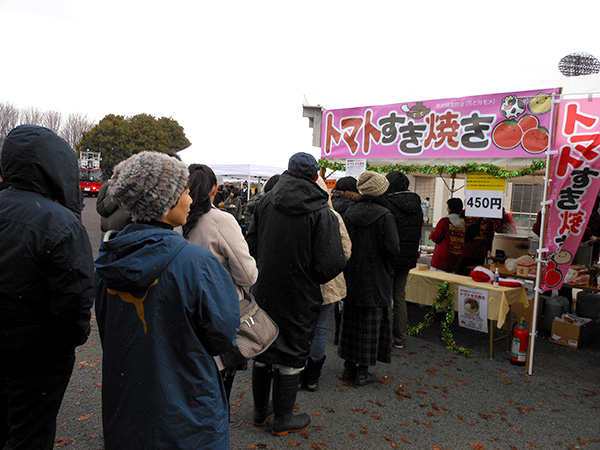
[1,124,82,215]
[448,213,465,228]
[344,195,390,227]
[270,170,329,216]
[95,224,187,292]
[386,191,422,215]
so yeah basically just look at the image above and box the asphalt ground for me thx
[54,198,600,450]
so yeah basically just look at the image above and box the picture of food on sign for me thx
[492,120,522,149]
[401,102,431,119]
[465,298,479,314]
[500,95,526,119]
[528,93,552,114]
[492,113,549,153]
[522,126,549,154]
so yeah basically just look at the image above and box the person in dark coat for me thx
[0,125,95,450]
[385,171,422,349]
[331,176,361,215]
[95,152,239,449]
[339,171,400,385]
[244,174,280,232]
[246,152,346,436]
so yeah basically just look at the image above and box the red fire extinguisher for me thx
[510,319,529,366]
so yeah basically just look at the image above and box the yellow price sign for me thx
[466,171,506,192]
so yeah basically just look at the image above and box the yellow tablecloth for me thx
[406,269,529,328]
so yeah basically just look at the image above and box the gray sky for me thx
[2,0,599,168]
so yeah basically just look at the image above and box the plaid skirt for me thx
[338,302,392,366]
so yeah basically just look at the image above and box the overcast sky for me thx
[2,0,600,169]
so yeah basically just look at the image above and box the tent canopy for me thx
[208,164,285,184]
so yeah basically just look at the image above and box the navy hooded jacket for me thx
[0,124,94,349]
[95,224,239,449]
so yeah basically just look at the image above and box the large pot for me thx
[491,233,531,259]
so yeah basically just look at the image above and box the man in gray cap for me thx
[246,152,346,436]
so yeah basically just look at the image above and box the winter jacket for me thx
[430,213,465,273]
[224,196,242,221]
[96,183,132,232]
[386,191,423,271]
[184,205,258,300]
[246,170,346,367]
[343,195,400,307]
[0,124,94,349]
[331,190,361,215]
[95,224,239,449]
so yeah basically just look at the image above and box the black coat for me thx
[246,170,346,367]
[0,125,95,349]
[331,190,361,215]
[343,196,400,307]
[386,191,423,270]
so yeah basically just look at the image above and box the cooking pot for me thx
[491,233,531,259]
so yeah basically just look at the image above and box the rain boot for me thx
[251,364,274,427]
[271,371,311,436]
[305,356,326,392]
[341,360,357,381]
[355,365,376,386]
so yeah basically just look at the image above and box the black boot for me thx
[341,360,357,381]
[305,356,326,392]
[251,364,274,427]
[355,365,376,386]
[271,371,311,436]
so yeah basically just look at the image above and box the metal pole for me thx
[527,92,559,376]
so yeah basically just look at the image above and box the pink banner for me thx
[542,97,600,291]
[321,89,559,160]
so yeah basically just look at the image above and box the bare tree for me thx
[0,102,21,138]
[61,112,95,150]
[21,106,45,126]
[43,110,63,134]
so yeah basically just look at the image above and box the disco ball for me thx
[558,52,600,77]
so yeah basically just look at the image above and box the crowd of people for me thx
[0,125,433,449]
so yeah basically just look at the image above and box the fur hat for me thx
[357,171,389,197]
[108,151,189,222]
[288,152,318,179]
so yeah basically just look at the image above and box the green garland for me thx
[407,282,472,357]
[318,159,545,179]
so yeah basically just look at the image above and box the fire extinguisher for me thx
[510,319,529,366]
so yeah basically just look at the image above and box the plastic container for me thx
[542,296,570,331]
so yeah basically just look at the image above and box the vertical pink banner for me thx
[542,97,600,291]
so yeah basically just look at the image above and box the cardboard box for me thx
[550,318,595,349]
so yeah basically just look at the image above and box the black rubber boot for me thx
[305,356,326,392]
[271,371,311,436]
[355,365,376,386]
[341,360,357,381]
[251,364,274,427]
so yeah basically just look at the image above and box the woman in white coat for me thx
[182,164,259,403]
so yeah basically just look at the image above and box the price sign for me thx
[465,190,504,218]
[345,159,366,179]
[466,171,506,218]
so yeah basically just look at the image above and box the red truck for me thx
[79,150,102,196]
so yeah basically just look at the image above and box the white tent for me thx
[207,164,284,184]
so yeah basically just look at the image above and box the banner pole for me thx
[527,90,561,375]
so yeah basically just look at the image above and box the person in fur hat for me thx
[338,171,400,385]
[95,151,239,450]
